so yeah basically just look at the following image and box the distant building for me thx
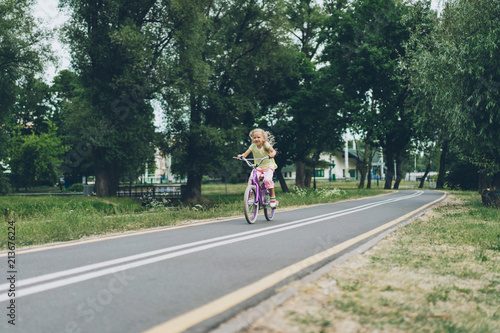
[140,149,186,184]
[279,141,386,183]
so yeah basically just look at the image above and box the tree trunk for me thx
[366,168,372,189]
[419,162,431,189]
[477,172,499,194]
[436,139,448,189]
[305,153,320,189]
[184,91,204,203]
[94,148,119,197]
[393,153,404,189]
[275,166,290,193]
[295,160,305,188]
[358,145,369,189]
[367,148,375,189]
[384,148,394,189]
[478,173,486,194]
[304,167,312,188]
[494,172,500,188]
[185,170,202,203]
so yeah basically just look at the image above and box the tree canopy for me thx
[9,122,64,189]
[322,0,414,189]
[158,0,299,200]
[1,0,499,197]
[0,0,53,193]
[404,0,500,189]
[59,0,158,196]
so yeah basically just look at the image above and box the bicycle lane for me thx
[0,190,446,333]
[144,190,447,333]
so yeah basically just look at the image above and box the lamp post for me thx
[313,161,317,190]
[329,162,335,181]
[345,139,350,181]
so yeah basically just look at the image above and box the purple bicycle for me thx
[235,156,276,224]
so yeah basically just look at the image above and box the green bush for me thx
[68,183,84,192]
[230,174,240,184]
[0,173,11,195]
[140,193,171,210]
[445,160,479,190]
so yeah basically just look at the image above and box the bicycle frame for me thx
[248,157,268,197]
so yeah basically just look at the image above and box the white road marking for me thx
[146,191,446,333]
[0,191,424,302]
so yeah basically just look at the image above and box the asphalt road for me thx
[0,190,445,333]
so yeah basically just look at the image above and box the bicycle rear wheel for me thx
[263,192,275,221]
[244,185,258,224]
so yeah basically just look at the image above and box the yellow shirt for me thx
[250,142,278,169]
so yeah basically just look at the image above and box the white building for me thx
[140,149,186,184]
[281,150,362,182]
[280,144,386,183]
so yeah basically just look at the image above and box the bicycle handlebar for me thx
[234,156,270,169]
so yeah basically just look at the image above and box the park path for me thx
[0,190,445,333]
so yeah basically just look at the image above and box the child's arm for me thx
[267,145,277,158]
[237,148,251,158]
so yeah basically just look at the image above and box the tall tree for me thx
[0,0,52,193]
[322,0,414,189]
[286,0,326,60]
[287,60,345,188]
[282,0,345,188]
[60,0,158,196]
[12,74,53,135]
[50,70,94,185]
[405,0,500,191]
[403,1,451,190]
[440,0,500,190]
[159,0,297,201]
[0,0,51,124]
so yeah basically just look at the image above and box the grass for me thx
[0,181,387,250]
[247,191,500,333]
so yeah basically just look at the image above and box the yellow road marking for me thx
[144,192,446,333]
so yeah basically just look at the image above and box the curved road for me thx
[0,190,445,333]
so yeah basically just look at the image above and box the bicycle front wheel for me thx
[244,185,258,224]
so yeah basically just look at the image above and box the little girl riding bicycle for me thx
[237,128,278,208]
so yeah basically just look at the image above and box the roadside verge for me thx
[239,191,500,333]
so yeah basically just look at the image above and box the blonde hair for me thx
[249,128,276,150]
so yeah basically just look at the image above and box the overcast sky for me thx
[34,0,71,81]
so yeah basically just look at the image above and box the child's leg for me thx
[261,168,275,197]
[262,170,277,207]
